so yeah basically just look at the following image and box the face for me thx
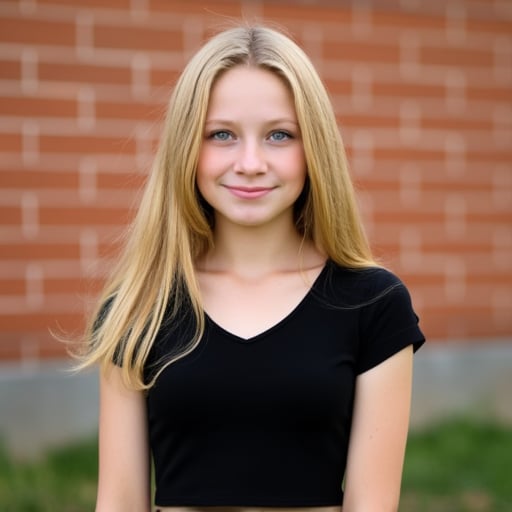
[196,66,307,229]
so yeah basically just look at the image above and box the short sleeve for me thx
[91,296,125,366]
[357,271,425,374]
[92,297,113,335]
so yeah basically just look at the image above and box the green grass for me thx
[0,438,98,511]
[401,418,512,511]
[0,418,511,511]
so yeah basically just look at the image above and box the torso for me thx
[153,256,334,512]
[146,260,422,510]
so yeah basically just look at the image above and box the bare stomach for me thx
[155,508,342,512]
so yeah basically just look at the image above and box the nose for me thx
[233,140,268,175]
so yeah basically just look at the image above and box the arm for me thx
[95,364,151,512]
[343,345,413,512]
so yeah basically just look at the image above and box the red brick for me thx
[151,68,180,89]
[39,205,133,225]
[469,149,512,162]
[323,41,400,63]
[37,338,71,359]
[44,276,104,294]
[382,239,496,255]
[0,279,25,294]
[0,332,77,360]
[373,82,446,99]
[97,171,146,189]
[467,211,512,223]
[468,274,512,286]
[371,148,446,161]
[421,46,493,67]
[398,273,445,288]
[373,10,445,30]
[0,332,72,360]
[37,0,131,8]
[466,18,512,35]
[421,117,493,131]
[355,179,399,192]
[0,337,24,361]
[39,134,137,154]
[150,0,245,16]
[325,79,351,96]
[0,242,80,260]
[0,169,79,188]
[0,206,22,225]
[374,210,446,223]
[0,17,75,46]
[340,114,400,129]
[421,306,511,339]
[0,59,21,80]
[420,180,494,192]
[0,311,83,331]
[468,86,512,102]
[0,133,23,152]
[95,99,165,121]
[39,61,132,85]
[98,240,123,259]
[94,24,183,52]
[0,96,78,118]
[262,3,351,23]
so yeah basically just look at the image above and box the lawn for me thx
[1,417,511,511]
[401,418,511,511]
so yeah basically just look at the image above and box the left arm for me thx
[343,345,413,512]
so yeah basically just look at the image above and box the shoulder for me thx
[318,260,407,307]
[319,262,425,373]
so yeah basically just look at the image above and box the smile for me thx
[224,186,275,199]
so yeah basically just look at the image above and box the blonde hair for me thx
[75,25,376,389]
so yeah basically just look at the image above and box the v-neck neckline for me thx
[204,260,330,343]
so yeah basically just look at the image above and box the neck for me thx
[199,215,315,279]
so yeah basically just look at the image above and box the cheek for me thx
[196,144,224,177]
[196,147,215,193]
[289,149,307,185]
[195,176,208,208]
[196,146,207,181]
[195,170,210,203]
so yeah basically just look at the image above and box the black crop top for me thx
[144,261,425,507]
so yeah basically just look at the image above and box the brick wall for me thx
[1,0,511,363]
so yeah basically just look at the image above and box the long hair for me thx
[75,25,376,389]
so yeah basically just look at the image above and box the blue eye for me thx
[210,130,232,141]
[269,131,291,142]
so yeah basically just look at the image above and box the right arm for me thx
[95,364,151,512]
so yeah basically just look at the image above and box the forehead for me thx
[206,66,296,120]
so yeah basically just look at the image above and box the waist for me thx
[156,507,342,512]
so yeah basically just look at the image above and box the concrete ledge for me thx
[1,340,511,458]
[0,361,99,459]
[410,340,512,427]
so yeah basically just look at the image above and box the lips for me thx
[224,185,275,199]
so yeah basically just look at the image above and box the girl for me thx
[79,25,425,512]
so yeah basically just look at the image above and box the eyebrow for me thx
[204,118,299,126]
